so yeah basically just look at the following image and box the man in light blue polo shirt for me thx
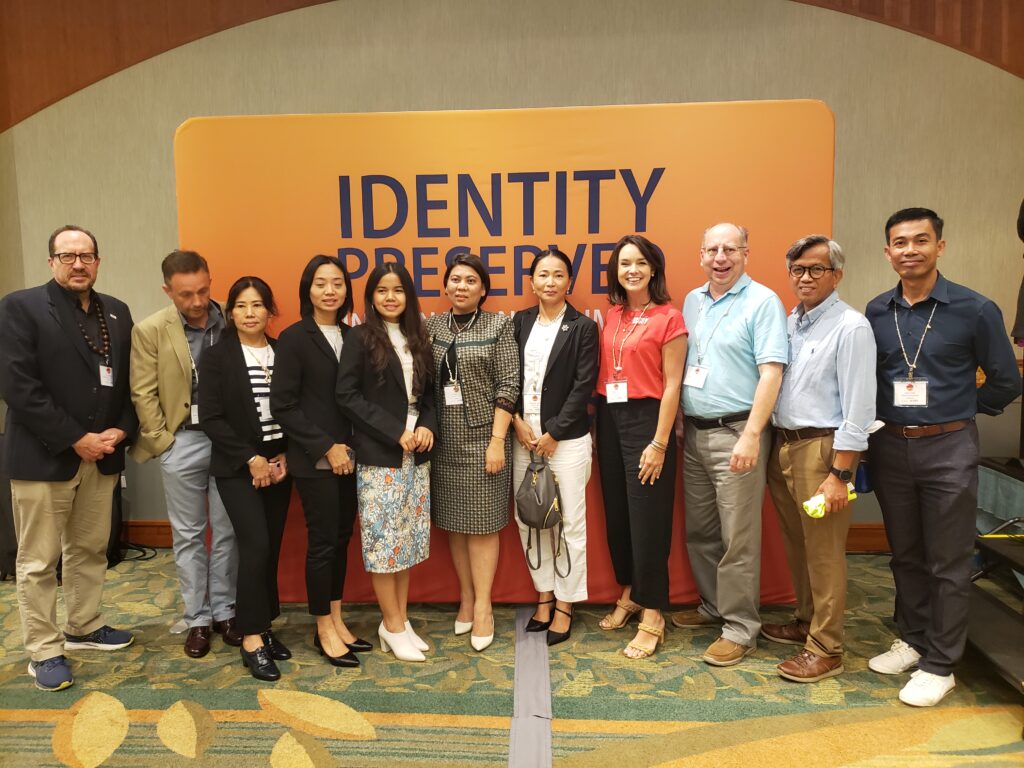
[671,222,788,667]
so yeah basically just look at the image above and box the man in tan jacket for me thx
[130,250,239,658]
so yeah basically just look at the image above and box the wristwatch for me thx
[830,466,853,482]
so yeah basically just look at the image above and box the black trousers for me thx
[294,474,357,615]
[596,397,677,610]
[869,423,979,676]
[217,475,292,636]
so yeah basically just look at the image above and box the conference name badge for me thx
[524,392,541,415]
[607,380,628,403]
[894,378,928,407]
[684,365,709,389]
[444,382,464,406]
[99,365,114,387]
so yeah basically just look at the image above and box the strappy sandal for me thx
[526,598,556,633]
[599,599,643,631]
[623,622,665,659]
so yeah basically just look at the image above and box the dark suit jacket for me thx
[336,324,437,468]
[199,331,284,478]
[0,280,136,481]
[512,302,599,442]
[269,317,354,478]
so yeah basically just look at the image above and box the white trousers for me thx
[511,434,591,602]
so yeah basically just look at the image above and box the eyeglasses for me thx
[788,265,835,279]
[702,245,747,258]
[52,252,98,265]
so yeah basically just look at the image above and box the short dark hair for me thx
[528,248,573,278]
[161,249,209,283]
[885,208,944,242]
[362,262,433,395]
[606,234,672,306]
[48,225,98,258]
[298,255,353,323]
[225,276,277,329]
[443,253,490,307]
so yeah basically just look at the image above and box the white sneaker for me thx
[869,638,921,674]
[899,670,955,707]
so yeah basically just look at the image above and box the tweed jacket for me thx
[427,310,520,429]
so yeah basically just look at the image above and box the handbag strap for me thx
[525,527,542,571]
[551,522,572,579]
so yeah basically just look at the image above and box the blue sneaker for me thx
[28,656,74,691]
[63,625,134,650]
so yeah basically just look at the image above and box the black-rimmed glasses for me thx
[788,264,835,279]
[52,252,98,265]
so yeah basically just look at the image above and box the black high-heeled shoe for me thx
[241,645,281,681]
[313,631,360,667]
[526,598,556,633]
[262,630,292,661]
[345,637,373,653]
[546,606,574,647]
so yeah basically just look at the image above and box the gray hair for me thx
[785,234,844,270]
[702,222,749,246]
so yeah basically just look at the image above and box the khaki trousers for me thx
[11,461,118,661]
[766,433,853,658]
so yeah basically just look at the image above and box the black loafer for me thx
[262,630,292,661]
[241,646,281,681]
[313,632,360,668]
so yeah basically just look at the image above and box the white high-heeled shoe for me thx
[470,616,494,652]
[405,621,429,652]
[454,619,473,636]
[378,622,425,662]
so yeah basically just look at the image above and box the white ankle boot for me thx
[405,621,429,652]
[378,622,425,662]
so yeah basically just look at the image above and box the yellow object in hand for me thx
[803,483,857,518]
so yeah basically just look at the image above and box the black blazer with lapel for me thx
[336,324,437,468]
[0,280,137,481]
[199,331,283,478]
[512,302,599,442]
[269,316,354,478]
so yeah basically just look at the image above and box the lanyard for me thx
[894,301,937,380]
[443,309,478,383]
[610,302,651,375]
[694,291,737,365]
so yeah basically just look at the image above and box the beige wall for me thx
[2,0,1021,519]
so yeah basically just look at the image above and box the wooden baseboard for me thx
[847,523,890,553]
[122,521,172,548]
[122,520,893,553]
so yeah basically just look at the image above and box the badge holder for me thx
[893,378,928,407]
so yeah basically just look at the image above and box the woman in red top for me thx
[596,234,687,658]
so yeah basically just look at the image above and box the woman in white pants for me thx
[511,249,599,646]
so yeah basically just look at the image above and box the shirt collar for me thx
[181,301,224,332]
[700,272,751,302]
[59,283,97,313]
[888,272,950,307]
[793,291,840,328]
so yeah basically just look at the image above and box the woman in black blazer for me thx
[336,262,437,662]
[511,249,599,646]
[269,255,368,668]
[199,276,292,681]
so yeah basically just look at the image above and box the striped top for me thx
[241,343,285,442]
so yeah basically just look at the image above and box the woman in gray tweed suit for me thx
[427,254,520,652]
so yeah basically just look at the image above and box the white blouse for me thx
[318,323,343,361]
[385,321,418,430]
[522,316,562,434]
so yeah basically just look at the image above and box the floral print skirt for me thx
[356,454,431,573]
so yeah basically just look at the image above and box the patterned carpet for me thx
[0,553,1020,767]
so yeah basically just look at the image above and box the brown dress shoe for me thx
[760,620,809,646]
[669,608,722,629]
[213,618,242,647]
[184,626,211,658]
[702,636,754,667]
[777,648,843,683]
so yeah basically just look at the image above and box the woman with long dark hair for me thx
[336,262,436,662]
[199,276,292,680]
[595,235,687,659]
[270,255,370,668]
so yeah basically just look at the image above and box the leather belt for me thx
[882,420,970,439]
[777,426,835,443]
[685,411,751,430]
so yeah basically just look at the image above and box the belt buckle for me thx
[901,425,916,439]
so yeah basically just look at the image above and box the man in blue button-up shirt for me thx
[761,235,876,684]
[866,208,1021,708]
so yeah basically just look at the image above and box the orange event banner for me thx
[173,101,833,605]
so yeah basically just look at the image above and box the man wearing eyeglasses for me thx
[866,207,1020,707]
[760,235,876,683]
[0,225,137,691]
[673,222,788,667]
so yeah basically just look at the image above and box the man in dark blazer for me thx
[0,225,137,691]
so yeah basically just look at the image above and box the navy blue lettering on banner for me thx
[338,247,368,280]
[416,174,450,238]
[479,245,507,297]
[361,175,408,238]
[338,176,353,238]
[444,245,471,266]
[620,168,665,232]
[554,171,567,236]
[457,173,502,237]
[591,242,614,295]
[513,244,542,296]
[375,247,405,268]
[412,247,440,297]
[573,169,616,234]
[508,172,549,236]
